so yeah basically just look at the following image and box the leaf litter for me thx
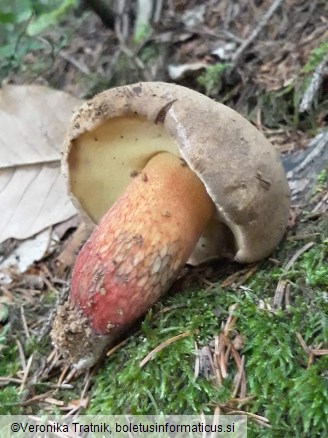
[0,0,327,430]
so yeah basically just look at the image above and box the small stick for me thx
[19,354,34,393]
[211,406,221,438]
[299,55,328,112]
[231,0,285,70]
[284,242,315,273]
[194,341,200,379]
[311,349,328,356]
[16,339,27,370]
[275,242,315,302]
[18,390,54,407]
[232,355,245,398]
[273,279,287,308]
[0,377,23,385]
[57,365,70,387]
[20,305,30,339]
[140,331,190,368]
[296,332,310,355]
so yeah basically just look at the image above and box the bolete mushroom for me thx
[51,82,290,369]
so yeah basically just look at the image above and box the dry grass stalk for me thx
[221,266,257,289]
[274,242,315,307]
[19,354,34,393]
[218,405,271,428]
[296,332,328,368]
[139,331,191,368]
[284,242,315,272]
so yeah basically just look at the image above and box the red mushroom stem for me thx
[53,152,215,366]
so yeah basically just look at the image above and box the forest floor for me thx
[0,1,327,437]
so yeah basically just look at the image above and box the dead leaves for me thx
[195,304,246,395]
[0,84,81,244]
[195,303,271,428]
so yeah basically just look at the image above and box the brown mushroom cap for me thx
[63,82,290,264]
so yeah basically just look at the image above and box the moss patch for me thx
[88,217,328,436]
[0,342,21,414]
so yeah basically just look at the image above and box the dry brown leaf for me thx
[0,84,82,243]
[0,228,51,284]
[55,222,92,275]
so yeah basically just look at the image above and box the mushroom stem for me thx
[52,152,215,367]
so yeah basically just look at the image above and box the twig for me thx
[16,339,27,370]
[273,279,288,308]
[232,355,245,398]
[231,0,285,70]
[80,369,93,401]
[20,305,30,339]
[221,266,257,289]
[18,390,54,406]
[57,365,70,387]
[194,341,200,379]
[114,0,153,81]
[287,233,321,241]
[218,334,229,379]
[19,354,34,393]
[63,367,78,384]
[299,55,328,112]
[58,51,91,75]
[214,335,223,384]
[44,397,64,407]
[205,345,221,384]
[153,0,164,23]
[0,377,23,385]
[296,332,311,354]
[312,191,328,214]
[115,0,129,43]
[140,331,190,368]
[197,27,243,43]
[283,242,315,272]
[221,407,271,427]
[106,336,134,358]
[135,0,153,34]
[274,241,315,308]
[311,349,328,356]
[211,406,221,438]
[45,349,62,376]
[296,333,328,358]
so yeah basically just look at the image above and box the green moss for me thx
[316,169,327,185]
[88,221,328,437]
[0,343,21,414]
[89,287,233,415]
[235,291,327,436]
[197,63,230,97]
[254,85,303,130]
[1,222,326,435]
[302,41,328,74]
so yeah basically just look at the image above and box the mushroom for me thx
[51,82,290,369]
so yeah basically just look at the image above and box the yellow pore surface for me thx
[68,116,180,223]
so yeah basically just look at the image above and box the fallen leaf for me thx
[168,62,208,80]
[0,228,51,284]
[0,84,82,244]
[54,215,81,240]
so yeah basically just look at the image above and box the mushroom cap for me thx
[63,82,290,264]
